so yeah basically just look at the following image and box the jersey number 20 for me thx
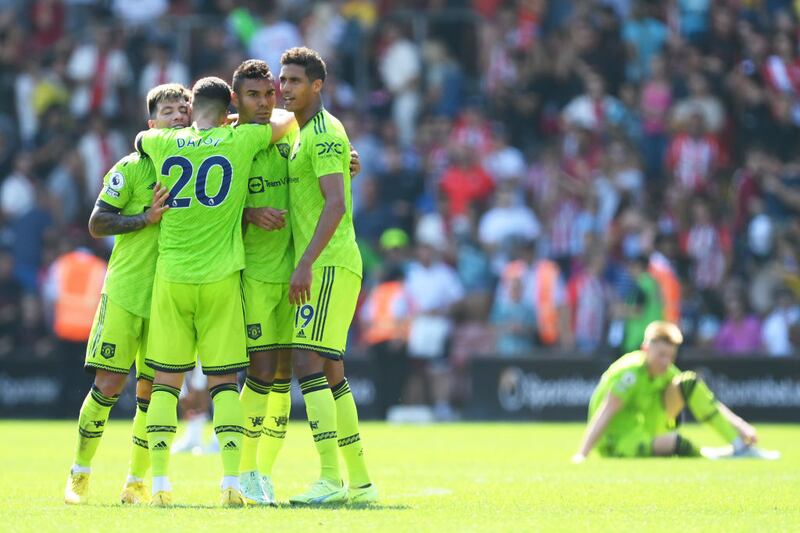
[162,155,232,208]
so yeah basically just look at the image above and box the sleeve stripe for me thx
[95,200,122,213]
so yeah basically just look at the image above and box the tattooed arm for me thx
[88,183,170,238]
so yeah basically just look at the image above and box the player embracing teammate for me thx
[65,47,375,507]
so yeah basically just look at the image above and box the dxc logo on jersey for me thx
[316,141,342,156]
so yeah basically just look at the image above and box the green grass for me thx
[0,421,798,532]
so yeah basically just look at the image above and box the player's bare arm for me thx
[573,392,623,463]
[88,183,170,237]
[289,172,346,306]
[269,108,297,143]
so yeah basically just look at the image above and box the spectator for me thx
[714,291,763,355]
[439,144,495,220]
[354,177,396,245]
[360,264,412,417]
[138,40,190,102]
[77,115,126,204]
[422,40,463,118]
[622,3,667,82]
[66,26,132,118]
[491,263,536,357]
[666,112,724,194]
[567,250,609,354]
[639,55,672,179]
[378,23,421,147]
[247,8,302,73]
[405,240,464,420]
[671,72,726,134]
[29,0,65,53]
[482,126,526,183]
[621,255,664,352]
[681,197,731,291]
[478,185,540,273]
[1,153,36,220]
[562,72,626,134]
[761,287,799,357]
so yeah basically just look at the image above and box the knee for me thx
[94,372,126,397]
[323,359,345,385]
[275,353,293,380]
[292,350,321,378]
[247,353,275,383]
[135,378,153,401]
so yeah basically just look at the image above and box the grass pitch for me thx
[0,420,797,532]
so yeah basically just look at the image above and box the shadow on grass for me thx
[92,503,412,511]
[274,502,412,511]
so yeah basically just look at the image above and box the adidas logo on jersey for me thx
[153,441,168,450]
[297,329,306,339]
[223,440,238,450]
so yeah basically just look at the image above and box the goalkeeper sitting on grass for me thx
[573,321,779,462]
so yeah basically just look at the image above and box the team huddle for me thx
[65,47,375,507]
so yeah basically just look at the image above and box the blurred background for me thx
[0,0,798,422]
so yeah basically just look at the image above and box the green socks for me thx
[147,384,180,477]
[299,373,339,482]
[677,371,739,443]
[259,378,291,476]
[73,385,119,468]
[239,376,271,473]
[128,396,151,479]
[210,384,245,477]
[332,379,371,487]
[674,434,700,457]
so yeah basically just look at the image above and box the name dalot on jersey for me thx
[176,137,223,149]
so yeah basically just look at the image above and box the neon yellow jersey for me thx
[243,129,297,283]
[588,351,680,435]
[287,109,362,278]
[136,124,272,283]
[96,152,158,318]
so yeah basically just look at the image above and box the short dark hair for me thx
[232,59,273,94]
[192,76,231,112]
[280,46,326,82]
[146,83,191,118]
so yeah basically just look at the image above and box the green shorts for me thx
[85,294,154,381]
[598,426,655,458]
[292,266,361,360]
[599,408,673,458]
[146,272,248,375]
[242,275,293,352]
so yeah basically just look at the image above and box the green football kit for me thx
[243,130,297,353]
[588,351,679,457]
[136,124,272,375]
[287,109,362,360]
[84,153,157,382]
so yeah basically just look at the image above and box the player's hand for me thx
[289,261,313,305]
[571,453,587,464]
[350,148,361,178]
[245,207,287,231]
[145,182,170,225]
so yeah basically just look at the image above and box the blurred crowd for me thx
[1,0,799,395]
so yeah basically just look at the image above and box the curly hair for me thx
[280,46,327,82]
[232,59,273,94]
